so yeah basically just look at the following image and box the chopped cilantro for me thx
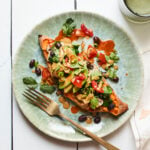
[72,44,79,55]
[49,56,59,63]
[107,68,117,79]
[102,99,113,107]
[110,52,119,62]
[58,71,64,77]
[62,18,76,37]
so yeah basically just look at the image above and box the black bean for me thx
[55,42,62,49]
[56,90,62,96]
[38,35,42,38]
[93,36,100,44]
[87,62,93,70]
[78,115,87,122]
[35,68,41,76]
[29,59,35,68]
[108,103,115,110]
[50,51,55,57]
[113,77,119,82]
[94,116,101,124]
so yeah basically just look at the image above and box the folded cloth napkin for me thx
[130,52,150,150]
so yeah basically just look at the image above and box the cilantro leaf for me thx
[72,44,79,55]
[107,68,117,79]
[110,52,119,62]
[62,18,76,37]
[102,99,113,107]
[49,56,59,63]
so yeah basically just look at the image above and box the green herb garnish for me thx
[72,44,79,55]
[40,84,56,94]
[110,52,119,62]
[62,18,76,37]
[23,77,37,85]
[58,71,64,77]
[102,99,113,107]
[34,61,39,68]
[91,70,102,80]
[49,56,59,63]
[23,77,38,89]
[107,68,117,79]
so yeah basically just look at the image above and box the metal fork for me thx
[23,88,119,150]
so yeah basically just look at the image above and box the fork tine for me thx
[26,89,49,105]
[24,91,47,108]
[23,93,46,111]
[29,88,52,103]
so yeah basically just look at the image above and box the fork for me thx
[23,88,119,150]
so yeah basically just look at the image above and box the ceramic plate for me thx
[13,11,143,142]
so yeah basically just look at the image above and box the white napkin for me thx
[130,51,150,150]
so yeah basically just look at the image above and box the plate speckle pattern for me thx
[13,11,143,142]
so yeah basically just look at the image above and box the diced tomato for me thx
[78,74,86,80]
[42,68,51,81]
[92,80,98,89]
[96,87,104,93]
[80,24,93,37]
[91,80,104,93]
[72,74,85,88]
[87,45,97,59]
[72,78,83,88]
[98,53,107,65]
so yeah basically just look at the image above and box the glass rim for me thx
[123,0,150,18]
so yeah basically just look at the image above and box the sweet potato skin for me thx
[39,35,128,116]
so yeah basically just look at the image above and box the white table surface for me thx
[0,0,150,150]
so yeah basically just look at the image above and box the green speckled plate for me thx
[13,11,143,142]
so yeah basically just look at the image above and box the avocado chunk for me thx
[91,70,102,80]
[59,72,74,89]
[73,86,80,93]
[64,84,73,93]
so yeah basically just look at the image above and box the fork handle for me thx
[59,113,119,150]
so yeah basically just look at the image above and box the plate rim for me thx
[13,10,144,142]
